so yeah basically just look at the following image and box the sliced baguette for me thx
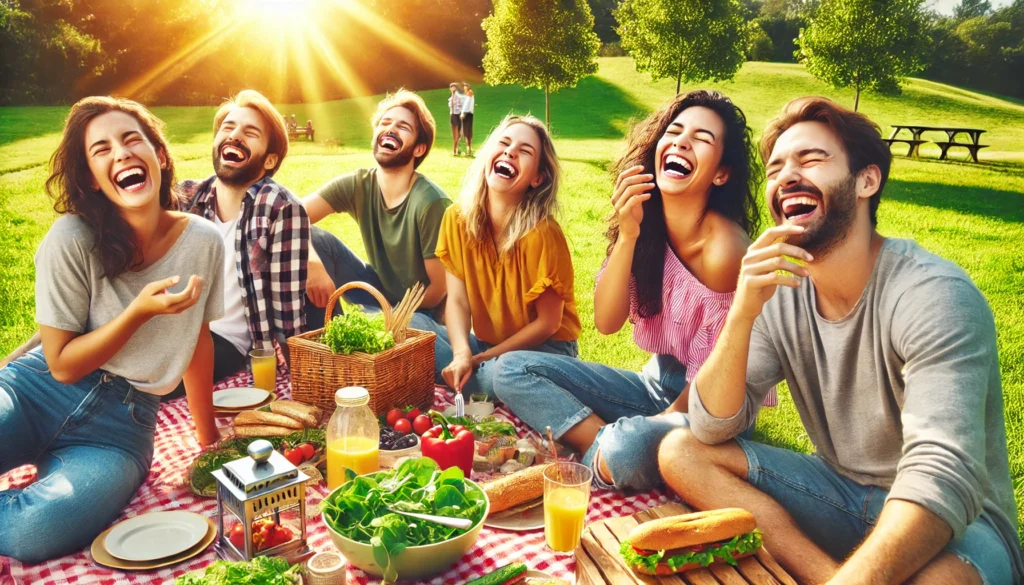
[234,410,304,429]
[233,424,295,437]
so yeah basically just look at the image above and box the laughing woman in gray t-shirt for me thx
[0,97,224,564]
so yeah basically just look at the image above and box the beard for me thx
[213,142,267,187]
[373,133,415,169]
[786,174,857,259]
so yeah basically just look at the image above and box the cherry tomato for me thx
[228,523,246,550]
[393,418,412,434]
[283,447,303,466]
[386,409,404,427]
[412,414,433,435]
[297,443,316,461]
[405,407,421,421]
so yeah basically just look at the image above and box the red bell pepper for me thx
[421,412,475,476]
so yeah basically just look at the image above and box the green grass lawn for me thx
[2,58,1023,541]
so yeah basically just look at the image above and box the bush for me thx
[745,21,774,61]
[599,42,627,57]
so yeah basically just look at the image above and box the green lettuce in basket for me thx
[320,304,395,355]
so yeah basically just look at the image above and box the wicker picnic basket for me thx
[288,282,436,415]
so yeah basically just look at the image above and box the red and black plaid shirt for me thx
[179,176,309,349]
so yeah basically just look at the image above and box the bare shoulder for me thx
[699,213,751,294]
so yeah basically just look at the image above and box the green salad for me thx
[321,457,487,582]
[321,304,395,354]
[174,556,301,585]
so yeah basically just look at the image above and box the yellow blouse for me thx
[436,204,581,346]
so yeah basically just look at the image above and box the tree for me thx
[482,0,601,127]
[745,20,774,60]
[954,0,992,20]
[615,0,747,95]
[797,0,930,110]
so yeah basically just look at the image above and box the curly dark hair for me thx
[46,96,179,279]
[605,90,762,319]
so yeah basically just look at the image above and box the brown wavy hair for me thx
[46,96,179,278]
[606,90,761,319]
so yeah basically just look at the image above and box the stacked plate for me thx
[91,511,216,570]
[212,387,275,415]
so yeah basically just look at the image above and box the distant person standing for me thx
[449,82,464,156]
[461,83,475,157]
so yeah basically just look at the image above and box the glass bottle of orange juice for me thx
[326,387,380,491]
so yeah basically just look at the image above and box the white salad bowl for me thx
[322,473,490,580]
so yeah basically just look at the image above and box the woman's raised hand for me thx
[612,165,655,241]
[129,275,204,319]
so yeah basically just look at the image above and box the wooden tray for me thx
[575,502,799,585]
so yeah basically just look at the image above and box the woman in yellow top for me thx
[411,115,580,398]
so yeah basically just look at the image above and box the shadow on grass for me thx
[886,174,1024,224]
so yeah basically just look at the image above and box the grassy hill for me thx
[2,58,1023,540]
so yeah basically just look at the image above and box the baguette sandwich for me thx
[482,464,548,518]
[619,508,762,575]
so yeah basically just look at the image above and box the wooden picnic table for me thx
[577,502,800,585]
[886,125,988,162]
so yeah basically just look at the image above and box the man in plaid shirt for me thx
[176,90,309,391]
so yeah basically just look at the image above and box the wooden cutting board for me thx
[575,502,799,585]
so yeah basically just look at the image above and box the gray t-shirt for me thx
[35,214,225,396]
[690,238,1022,580]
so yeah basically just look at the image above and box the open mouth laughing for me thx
[220,142,249,165]
[777,186,823,223]
[662,153,694,179]
[492,159,518,180]
[113,165,147,193]
[377,133,402,152]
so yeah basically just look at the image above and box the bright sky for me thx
[929,0,1013,15]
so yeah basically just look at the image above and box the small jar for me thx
[325,387,380,491]
[306,551,346,585]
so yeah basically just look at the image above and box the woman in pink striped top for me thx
[494,90,771,492]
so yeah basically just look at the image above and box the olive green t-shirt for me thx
[316,168,452,303]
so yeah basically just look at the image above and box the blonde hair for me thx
[213,89,289,177]
[459,115,560,255]
[372,89,436,169]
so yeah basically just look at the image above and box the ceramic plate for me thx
[213,387,271,409]
[104,511,210,562]
[524,569,562,583]
[93,515,215,570]
[214,390,277,414]
[483,502,545,532]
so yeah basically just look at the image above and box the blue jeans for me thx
[493,352,700,492]
[305,226,387,329]
[0,349,159,564]
[736,437,1015,585]
[410,313,578,400]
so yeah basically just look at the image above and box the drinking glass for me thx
[249,348,277,392]
[543,461,593,553]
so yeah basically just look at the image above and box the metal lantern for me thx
[212,439,311,562]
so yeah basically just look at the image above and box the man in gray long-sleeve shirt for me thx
[656,97,1021,585]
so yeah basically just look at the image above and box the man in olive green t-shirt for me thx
[302,90,451,328]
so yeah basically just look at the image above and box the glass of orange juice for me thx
[249,348,277,392]
[544,461,593,553]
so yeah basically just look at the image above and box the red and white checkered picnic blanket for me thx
[0,367,675,585]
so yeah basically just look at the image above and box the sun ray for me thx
[113,19,242,99]
[327,0,481,83]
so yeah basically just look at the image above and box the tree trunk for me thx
[853,70,861,112]
[676,52,683,95]
[545,82,550,128]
